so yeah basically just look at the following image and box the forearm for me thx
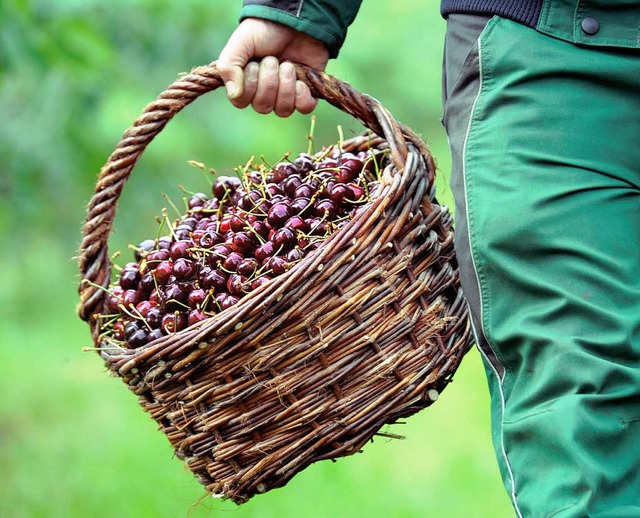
[240,0,363,58]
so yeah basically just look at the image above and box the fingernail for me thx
[247,63,259,81]
[226,81,238,99]
[295,81,304,96]
[282,63,296,79]
[264,57,278,73]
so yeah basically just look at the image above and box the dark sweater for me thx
[440,0,543,28]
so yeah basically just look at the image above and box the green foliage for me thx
[0,0,512,516]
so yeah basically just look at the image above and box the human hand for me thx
[217,17,329,117]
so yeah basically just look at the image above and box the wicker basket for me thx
[78,62,473,504]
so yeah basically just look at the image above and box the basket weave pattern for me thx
[78,63,473,503]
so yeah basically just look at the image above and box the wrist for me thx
[240,6,338,58]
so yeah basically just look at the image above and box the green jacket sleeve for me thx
[240,0,363,58]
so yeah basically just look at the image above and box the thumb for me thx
[219,64,243,100]
[217,30,255,100]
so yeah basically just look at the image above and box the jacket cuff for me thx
[240,1,362,58]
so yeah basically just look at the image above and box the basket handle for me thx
[78,61,433,325]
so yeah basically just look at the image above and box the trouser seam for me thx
[463,24,523,518]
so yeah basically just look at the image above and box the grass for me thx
[0,242,512,518]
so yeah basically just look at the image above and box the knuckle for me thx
[261,76,280,89]
[216,64,231,79]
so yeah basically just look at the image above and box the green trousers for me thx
[443,14,640,517]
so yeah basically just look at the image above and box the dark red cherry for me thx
[146,249,170,263]
[251,220,270,239]
[181,216,198,230]
[264,256,288,275]
[223,252,244,272]
[128,328,149,348]
[237,258,258,277]
[124,320,142,340]
[315,158,339,171]
[135,300,154,318]
[227,274,249,296]
[229,214,246,232]
[153,261,172,285]
[266,183,283,197]
[162,312,187,334]
[223,295,240,309]
[254,199,272,215]
[106,292,123,314]
[267,203,292,227]
[188,289,207,309]
[273,227,296,249]
[314,199,338,219]
[198,230,222,248]
[285,216,309,233]
[188,192,209,209]
[239,190,263,211]
[340,152,363,171]
[294,184,314,199]
[208,244,233,266]
[336,167,357,183]
[172,258,197,281]
[230,232,254,253]
[157,236,172,250]
[200,268,228,291]
[188,309,208,326]
[203,198,220,211]
[290,197,311,215]
[119,268,141,290]
[272,162,297,183]
[213,176,241,200]
[269,196,290,209]
[307,178,321,191]
[320,179,337,198]
[147,328,164,342]
[112,321,125,341]
[293,153,314,172]
[308,218,331,236]
[122,289,141,308]
[348,183,366,201]
[251,276,272,290]
[149,288,163,305]
[195,217,212,230]
[174,228,190,241]
[282,174,302,196]
[134,239,157,261]
[218,215,233,233]
[285,248,304,262]
[146,307,163,329]
[164,284,188,310]
[139,273,155,293]
[329,183,351,204]
[254,241,276,262]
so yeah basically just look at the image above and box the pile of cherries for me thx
[102,146,386,348]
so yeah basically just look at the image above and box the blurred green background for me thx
[0,1,513,516]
